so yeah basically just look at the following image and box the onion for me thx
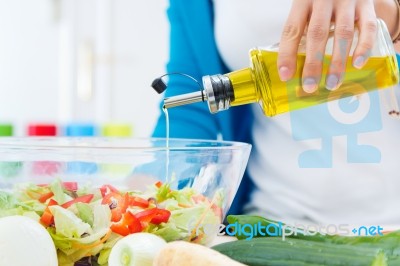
[108,232,167,266]
[0,216,58,266]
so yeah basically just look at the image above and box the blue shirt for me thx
[152,0,254,215]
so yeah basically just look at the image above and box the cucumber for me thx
[227,215,400,252]
[212,237,388,266]
[222,215,400,265]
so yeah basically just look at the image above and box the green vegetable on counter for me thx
[211,215,400,266]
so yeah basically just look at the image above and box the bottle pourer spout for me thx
[163,91,207,109]
[152,73,233,113]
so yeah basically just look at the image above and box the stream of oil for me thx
[162,106,170,182]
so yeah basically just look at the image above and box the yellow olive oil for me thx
[227,50,399,116]
[163,106,170,182]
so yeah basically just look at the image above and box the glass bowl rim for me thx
[0,137,252,152]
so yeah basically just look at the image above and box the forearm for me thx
[374,0,400,40]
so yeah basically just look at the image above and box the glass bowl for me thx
[0,137,251,264]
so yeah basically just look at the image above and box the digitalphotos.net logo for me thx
[188,219,384,241]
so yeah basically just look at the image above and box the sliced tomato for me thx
[61,194,94,209]
[110,211,143,236]
[38,192,54,203]
[99,184,119,197]
[136,208,171,225]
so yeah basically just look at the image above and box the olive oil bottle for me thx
[162,19,399,117]
[225,50,398,116]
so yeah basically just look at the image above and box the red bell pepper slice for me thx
[110,211,143,236]
[110,208,123,223]
[61,194,94,209]
[127,195,149,209]
[37,182,78,191]
[124,211,143,233]
[40,209,54,227]
[48,199,58,206]
[62,182,78,191]
[40,199,58,227]
[38,192,54,203]
[110,221,130,236]
[150,209,171,224]
[136,208,171,225]
[99,184,119,197]
[102,192,127,222]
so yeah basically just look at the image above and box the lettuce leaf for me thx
[0,191,17,209]
[49,205,91,238]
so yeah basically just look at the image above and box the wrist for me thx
[393,0,400,42]
[374,0,400,42]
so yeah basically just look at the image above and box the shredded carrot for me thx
[72,229,112,250]
[188,194,219,241]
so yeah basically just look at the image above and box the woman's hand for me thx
[277,0,377,93]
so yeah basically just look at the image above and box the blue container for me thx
[65,123,97,137]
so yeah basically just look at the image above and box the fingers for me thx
[278,0,378,94]
[352,0,377,69]
[277,0,310,82]
[325,0,356,91]
[302,0,333,93]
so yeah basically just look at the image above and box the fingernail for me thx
[353,56,365,69]
[279,66,291,81]
[325,74,339,91]
[302,78,317,93]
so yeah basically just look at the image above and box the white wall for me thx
[0,0,168,137]
[0,0,59,135]
[111,0,168,137]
